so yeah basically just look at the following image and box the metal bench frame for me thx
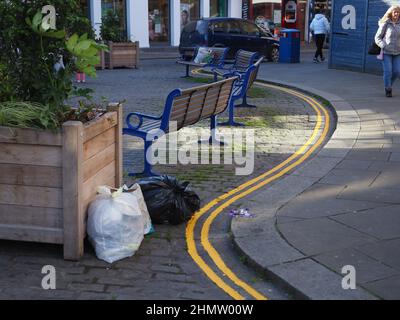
[123,77,237,176]
[212,50,260,108]
[219,56,264,127]
[176,47,229,78]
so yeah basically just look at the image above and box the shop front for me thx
[245,1,308,40]
[89,0,244,48]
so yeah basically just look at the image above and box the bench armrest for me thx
[126,112,162,130]
[212,68,243,81]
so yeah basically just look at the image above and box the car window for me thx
[241,21,260,36]
[211,21,226,34]
[227,20,241,35]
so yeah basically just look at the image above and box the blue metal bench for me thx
[123,76,237,176]
[212,49,260,107]
[212,49,259,76]
[176,47,229,78]
[219,56,264,127]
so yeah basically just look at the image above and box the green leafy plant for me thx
[100,9,127,42]
[66,33,107,77]
[0,0,109,130]
[0,102,59,130]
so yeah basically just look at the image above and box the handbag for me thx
[368,23,388,55]
[368,42,381,55]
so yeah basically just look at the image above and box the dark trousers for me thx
[315,34,326,59]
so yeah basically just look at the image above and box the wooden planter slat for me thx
[0,126,62,146]
[0,164,62,188]
[0,184,62,208]
[0,224,63,244]
[82,161,115,206]
[83,126,116,161]
[83,143,115,182]
[0,143,62,167]
[83,112,118,142]
[105,41,139,69]
[0,104,123,260]
[0,205,62,228]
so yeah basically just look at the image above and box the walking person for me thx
[310,9,330,63]
[375,6,400,97]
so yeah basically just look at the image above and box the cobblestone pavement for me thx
[0,59,321,299]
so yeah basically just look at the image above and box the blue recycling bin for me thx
[279,29,300,63]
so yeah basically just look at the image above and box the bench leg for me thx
[219,100,245,127]
[198,115,226,146]
[128,139,160,177]
[181,64,192,78]
[235,94,257,108]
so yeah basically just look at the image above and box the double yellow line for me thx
[185,81,331,300]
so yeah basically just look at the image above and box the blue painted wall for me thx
[329,0,391,74]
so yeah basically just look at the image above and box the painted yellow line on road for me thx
[185,76,331,300]
[201,86,330,300]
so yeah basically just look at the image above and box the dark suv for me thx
[179,17,279,62]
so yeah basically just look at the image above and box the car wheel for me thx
[269,46,279,62]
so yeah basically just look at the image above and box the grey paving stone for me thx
[268,259,376,300]
[67,283,105,293]
[246,175,317,208]
[278,217,376,256]
[345,150,391,161]
[389,152,400,162]
[291,156,341,178]
[369,169,400,190]
[336,159,373,170]
[368,161,400,171]
[77,292,115,300]
[319,168,380,186]
[362,275,400,300]
[331,205,400,240]
[356,239,400,270]
[279,195,386,219]
[233,231,305,267]
[338,184,400,204]
[314,248,399,284]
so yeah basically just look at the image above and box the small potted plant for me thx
[101,9,139,69]
[0,1,123,260]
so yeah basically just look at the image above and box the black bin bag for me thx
[137,175,200,225]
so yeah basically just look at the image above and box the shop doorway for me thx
[148,0,170,46]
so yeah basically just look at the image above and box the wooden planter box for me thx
[95,49,105,70]
[105,41,139,69]
[0,104,123,260]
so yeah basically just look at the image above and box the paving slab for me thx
[268,259,376,300]
[361,275,400,300]
[278,218,376,256]
[318,168,380,186]
[356,239,400,270]
[314,248,399,284]
[331,205,400,240]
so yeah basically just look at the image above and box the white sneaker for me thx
[313,57,320,63]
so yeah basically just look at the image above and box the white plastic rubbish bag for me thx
[87,186,145,263]
[194,47,213,64]
[123,183,153,235]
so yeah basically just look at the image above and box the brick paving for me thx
[0,59,320,299]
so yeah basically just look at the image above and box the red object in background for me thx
[281,0,298,29]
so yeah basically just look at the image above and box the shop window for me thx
[181,0,200,30]
[210,0,228,17]
[101,0,127,40]
[149,0,170,43]
[253,0,282,31]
